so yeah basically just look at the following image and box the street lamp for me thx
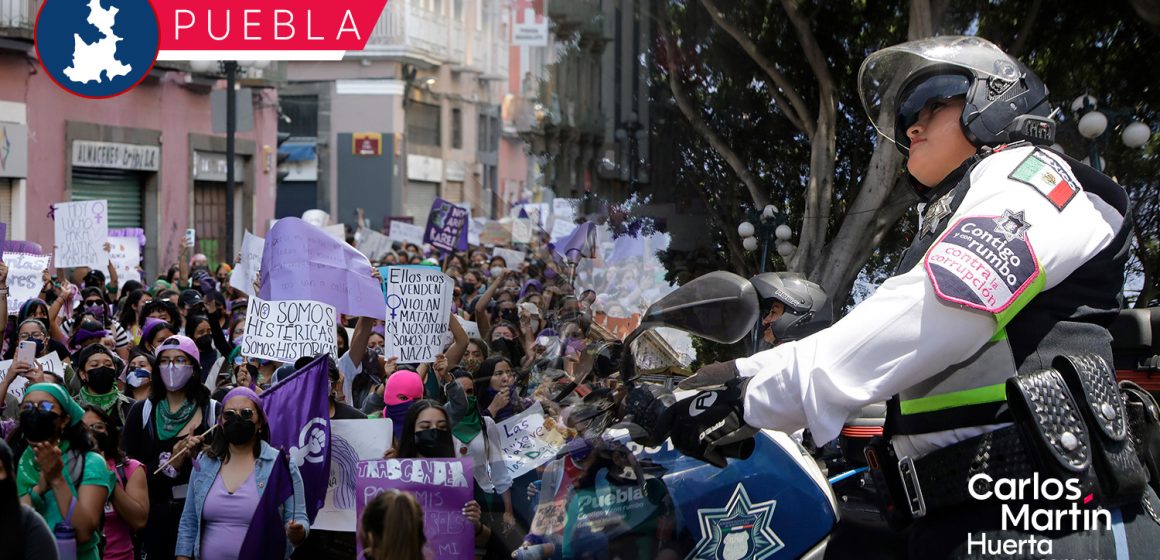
[738,204,796,351]
[1071,94,1154,174]
[188,59,264,260]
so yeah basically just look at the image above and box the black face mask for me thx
[500,309,519,324]
[223,417,258,445]
[19,409,61,443]
[85,366,118,394]
[195,335,214,353]
[91,430,112,454]
[413,428,454,458]
[462,282,478,295]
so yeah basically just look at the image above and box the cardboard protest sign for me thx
[229,231,264,297]
[379,266,454,362]
[355,228,394,263]
[107,236,141,284]
[258,217,386,320]
[467,218,486,247]
[497,402,565,478]
[241,296,338,363]
[388,221,425,247]
[2,253,50,316]
[511,218,532,244]
[479,221,512,246]
[54,200,109,268]
[3,353,66,401]
[313,419,394,532]
[492,248,526,269]
[423,198,470,252]
[355,458,474,560]
[552,198,577,223]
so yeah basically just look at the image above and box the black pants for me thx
[905,488,1160,559]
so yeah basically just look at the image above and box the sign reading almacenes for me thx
[71,141,161,171]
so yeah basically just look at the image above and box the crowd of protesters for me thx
[0,218,686,560]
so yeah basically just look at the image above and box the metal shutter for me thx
[404,181,438,224]
[71,168,143,228]
[0,180,12,225]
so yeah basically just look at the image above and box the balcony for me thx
[548,0,600,35]
[361,1,466,67]
[0,0,39,41]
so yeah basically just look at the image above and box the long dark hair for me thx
[360,490,426,560]
[473,356,516,414]
[395,400,449,459]
[206,398,269,462]
[148,349,210,407]
[139,299,183,331]
[82,404,125,462]
[0,439,24,559]
[118,289,150,329]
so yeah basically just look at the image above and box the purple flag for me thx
[238,448,294,559]
[108,227,146,247]
[259,217,386,320]
[355,458,475,559]
[553,221,597,262]
[422,198,470,252]
[2,240,42,256]
[261,354,331,522]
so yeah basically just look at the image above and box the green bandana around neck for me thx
[154,398,198,441]
[452,396,483,444]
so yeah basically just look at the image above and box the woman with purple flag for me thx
[176,386,309,560]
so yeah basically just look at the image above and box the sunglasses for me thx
[87,422,108,433]
[20,401,58,414]
[223,408,257,422]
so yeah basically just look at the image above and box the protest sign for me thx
[229,231,264,297]
[3,353,66,401]
[355,458,474,560]
[242,296,338,363]
[423,198,470,252]
[107,236,141,284]
[54,200,109,268]
[550,218,576,243]
[2,253,49,315]
[259,217,386,320]
[467,218,486,246]
[511,218,532,244]
[388,221,425,247]
[496,402,564,478]
[441,315,482,349]
[479,221,512,246]
[0,223,6,258]
[323,224,346,241]
[493,248,526,269]
[356,228,393,263]
[379,266,454,362]
[313,419,394,532]
[553,198,577,223]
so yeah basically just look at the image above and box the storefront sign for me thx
[71,140,159,171]
[193,151,246,182]
[353,133,382,156]
[407,154,443,182]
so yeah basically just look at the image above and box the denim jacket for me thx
[175,441,309,559]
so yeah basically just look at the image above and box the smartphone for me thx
[15,340,36,364]
[185,228,197,248]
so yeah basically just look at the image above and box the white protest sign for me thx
[3,253,50,316]
[381,266,454,362]
[313,418,394,532]
[241,296,338,363]
[228,231,264,297]
[492,248,526,269]
[497,402,564,478]
[511,219,532,244]
[467,218,486,247]
[3,353,66,402]
[107,236,141,284]
[323,224,346,241]
[389,221,425,247]
[54,200,110,268]
[549,218,576,243]
[356,228,394,263]
[552,198,577,223]
[442,315,483,349]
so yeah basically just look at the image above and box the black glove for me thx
[656,374,757,468]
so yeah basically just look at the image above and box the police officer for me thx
[750,272,833,349]
[659,36,1160,557]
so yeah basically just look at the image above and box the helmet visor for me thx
[893,74,971,149]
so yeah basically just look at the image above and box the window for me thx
[452,108,463,149]
[280,96,319,138]
[477,112,499,153]
[407,102,442,147]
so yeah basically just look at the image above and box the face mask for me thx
[543,268,558,280]
[127,368,151,388]
[85,366,118,394]
[91,430,111,453]
[195,334,214,353]
[160,363,194,391]
[500,309,518,324]
[223,416,258,445]
[489,267,502,278]
[19,408,61,443]
[413,428,455,458]
[86,304,105,321]
[461,356,482,373]
[462,282,478,295]
[368,346,383,357]
[566,338,586,355]
[28,339,45,356]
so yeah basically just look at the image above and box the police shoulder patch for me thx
[924,211,1040,314]
[1007,148,1079,211]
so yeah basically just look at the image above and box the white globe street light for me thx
[1122,121,1152,149]
[743,236,759,251]
[1071,94,1098,113]
[738,222,755,238]
[189,59,216,73]
[776,242,795,257]
[774,224,793,241]
[1078,110,1108,139]
[762,205,778,219]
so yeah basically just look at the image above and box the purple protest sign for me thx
[423,198,470,253]
[355,457,475,559]
[261,354,332,522]
[258,217,386,320]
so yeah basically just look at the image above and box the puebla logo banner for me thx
[35,0,391,98]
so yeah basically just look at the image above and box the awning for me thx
[278,141,317,162]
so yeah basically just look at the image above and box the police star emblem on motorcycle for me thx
[692,483,784,560]
[992,209,1032,241]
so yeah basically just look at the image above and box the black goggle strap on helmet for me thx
[894,73,973,150]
